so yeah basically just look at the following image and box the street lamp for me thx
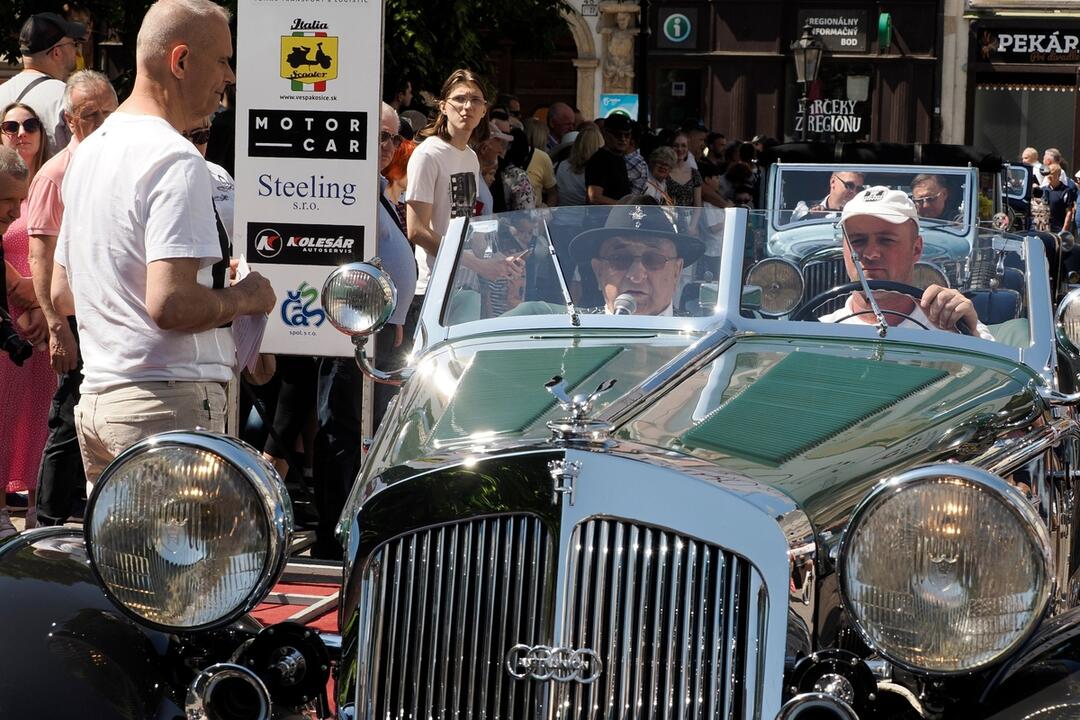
[791,23,824,142]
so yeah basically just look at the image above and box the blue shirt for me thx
[378,176,417,324]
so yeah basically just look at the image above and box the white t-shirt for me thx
[206,159,235,242]
[405,135,480,295]
[55,113,233,393]
[0,71,69,155]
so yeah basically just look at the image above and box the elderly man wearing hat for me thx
[819,186,993,339]
[570,200,703,316]
[0,13,86,154]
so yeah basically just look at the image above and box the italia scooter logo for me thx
[281,281,326,329]
[280,19,338,92]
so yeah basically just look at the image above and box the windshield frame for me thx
[415,208,1055,384]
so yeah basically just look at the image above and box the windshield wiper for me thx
[540,217,581,327]
[841,224,889,338]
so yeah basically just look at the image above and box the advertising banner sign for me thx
[599,93,639,120]
[235,1,382,356]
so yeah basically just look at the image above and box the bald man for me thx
[53,0,275,484]
[547,101,575,150]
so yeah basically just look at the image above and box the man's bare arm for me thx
[51,262,75,316]
[586,185,618,205]
[145,257,275,333]
[29,234,63,325]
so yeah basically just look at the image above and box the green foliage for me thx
[2,0,568,97]
[357,0,575,93]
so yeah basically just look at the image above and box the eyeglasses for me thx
[832,175,862,192]
[379,130,403,146]
[600,251,678,271]
[0,118,42,135]
[183,127,212,145]
[911,191,945,206]
[446,94,487,108]
[50,40,78,52]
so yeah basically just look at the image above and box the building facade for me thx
[950,0,1080,169]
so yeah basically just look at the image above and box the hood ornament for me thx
[545,376,617,448]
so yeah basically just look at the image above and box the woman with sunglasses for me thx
[0,101,54,534]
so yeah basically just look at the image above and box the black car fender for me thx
[0,528,184,720]
[979,604,1080,717]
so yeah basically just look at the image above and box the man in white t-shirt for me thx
[0,13,84,155]
[818,186,993,340]
[52,0,275,484]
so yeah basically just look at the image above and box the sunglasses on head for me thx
[379,130,403,146]
[1,118,42,135]
[183,127,212,145]
[600,250,677,271]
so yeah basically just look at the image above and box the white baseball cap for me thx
[840,185,919,226]
[488,122,513,143]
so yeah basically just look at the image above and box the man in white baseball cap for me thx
[818,186,993,339]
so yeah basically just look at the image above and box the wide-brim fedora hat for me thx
[570,203,705,266]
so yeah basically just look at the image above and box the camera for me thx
[0,306,33,366]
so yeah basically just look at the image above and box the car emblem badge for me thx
[548,459,581,505]
[629,205,646,228]
[505,644,602,684]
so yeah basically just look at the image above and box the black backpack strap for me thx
[14,75,52,104]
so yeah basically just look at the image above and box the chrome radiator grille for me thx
[355,515,768,719]
[356,515,553,720]
[561,519,768,720]
[803,258,847,314]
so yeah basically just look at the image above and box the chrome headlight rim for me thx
[837,463,1053,676]
[1055,286,1080,354]
[86,430,292,633]
[320,260,397,337]
[744,257,804,317]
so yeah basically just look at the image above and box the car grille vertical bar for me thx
[562,519,767,720]
[803,258,848,315]
[357,515,553,720]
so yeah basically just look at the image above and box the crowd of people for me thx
[0,0,783,556]
[1021,146,1078,234]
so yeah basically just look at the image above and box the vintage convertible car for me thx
[6,204,1080,720]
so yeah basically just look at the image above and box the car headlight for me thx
[839,463,1051,674]
[321,261,397,337]
[744,258,803,316]
[86,431,291,631]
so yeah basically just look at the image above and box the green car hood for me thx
[619,335,1040,529]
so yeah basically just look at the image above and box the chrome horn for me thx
[186,663,271,720]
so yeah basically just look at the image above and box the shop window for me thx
[783,63,873,143]
[973,83,1074,164]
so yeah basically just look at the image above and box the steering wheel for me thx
[790,279,975,336]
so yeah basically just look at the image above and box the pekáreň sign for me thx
[978,28,1080,64]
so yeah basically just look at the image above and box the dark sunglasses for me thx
[183,127,212,145]
[1,118,42,135]
[379,130,403,146]
[600,251,677,271]
[911,191,945,206]
[832,175,862,192]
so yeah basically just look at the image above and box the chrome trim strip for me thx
[972,416,1073,476]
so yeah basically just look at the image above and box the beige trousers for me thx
[75,381,227,486]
